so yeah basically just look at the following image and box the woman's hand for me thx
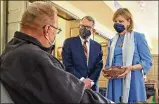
[102,72,112,79]
[117,66,133,78]
[102,69,112,80]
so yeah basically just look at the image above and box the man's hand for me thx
[83,78,93,89]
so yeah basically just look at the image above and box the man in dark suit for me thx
[62,16,103,92]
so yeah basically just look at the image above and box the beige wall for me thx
[54,17,66,58]
[0,1,7,54]
[7,1,28,42]
[68,1,114,32]
[151,39,158,55]
[66,20,80,38]
[147,55,158,81]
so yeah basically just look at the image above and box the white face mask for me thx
[44,25,57,47]
[46,37,55,54]
[45,30,56,47]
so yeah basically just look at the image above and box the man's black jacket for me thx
[0,31,111,104]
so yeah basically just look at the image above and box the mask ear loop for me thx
[47,28,56,46]
[43,25,53,46]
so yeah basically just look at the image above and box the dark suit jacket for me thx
[62,36,103,91]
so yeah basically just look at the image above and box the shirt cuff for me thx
[80,77,85,81]
[91,82,94,86]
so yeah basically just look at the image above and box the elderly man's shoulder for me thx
[1,43,47,66]
[8,43,46,60]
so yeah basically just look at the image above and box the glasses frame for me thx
[79,24,93,30]
[43,25,62,34]
[50,25,62,34]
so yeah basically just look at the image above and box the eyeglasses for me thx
[43,25,62,34]
[50,25,62,34]
[79,24,93,30]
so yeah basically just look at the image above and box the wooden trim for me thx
[152,54,159,57]
[57,47,62,60]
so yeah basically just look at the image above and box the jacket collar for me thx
[14,31,55,53]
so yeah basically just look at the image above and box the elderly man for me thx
[0,1,112,104]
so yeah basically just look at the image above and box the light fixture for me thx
[139,1,146,10]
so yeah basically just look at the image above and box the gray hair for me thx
[20,1,57,30]
[82,16,95,27]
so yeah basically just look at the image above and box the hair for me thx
[81,16,95,27]
[20,1,57,30]
[113,8,134,32]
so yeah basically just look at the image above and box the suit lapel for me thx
[76,36,87,66]
[88,39,94,68]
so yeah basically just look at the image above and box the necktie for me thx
[83,40,88,59]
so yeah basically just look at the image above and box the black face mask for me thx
[113,23,125,33]
[79,28,91,39]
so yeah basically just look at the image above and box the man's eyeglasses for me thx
[43,25,62,34]
[79,24,93,30]
[50,25,62,34]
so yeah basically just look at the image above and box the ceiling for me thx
[116,1,158,39]
[68,1,115,32]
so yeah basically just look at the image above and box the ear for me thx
[43,25,50,35]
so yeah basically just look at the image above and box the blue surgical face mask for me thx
[113,23,125,33]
